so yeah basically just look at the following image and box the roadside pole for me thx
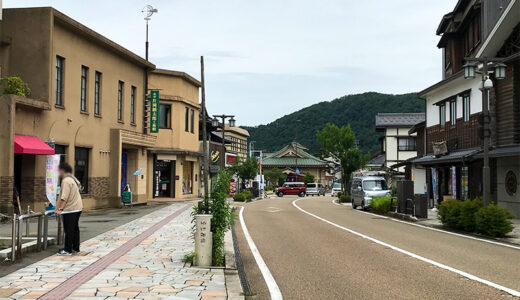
[201,56,209,202]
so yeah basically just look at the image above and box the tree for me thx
[228,157,258,191]
[264,168,286,187]
[303,173,315,184]
[316,123,367,194]
[1,76,31,97]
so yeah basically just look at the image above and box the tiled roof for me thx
[367,153,385,166]
[375,113,425,128]
[263,144,327,167]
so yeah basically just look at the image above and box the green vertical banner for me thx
[150,90,159,133]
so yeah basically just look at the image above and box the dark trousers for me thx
[62,211,81,252]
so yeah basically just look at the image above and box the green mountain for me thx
[242,92,424,155]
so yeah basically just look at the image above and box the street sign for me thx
[150,90,159,133]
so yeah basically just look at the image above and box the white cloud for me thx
[5,0,456,125]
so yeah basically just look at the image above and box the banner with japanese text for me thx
[45,154,60,206]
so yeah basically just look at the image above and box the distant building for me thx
[370,113,425,175]
[217,125,249,164]
[262,143,328,185]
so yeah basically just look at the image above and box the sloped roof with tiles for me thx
[375,113,425,129]
[263,143,327,167]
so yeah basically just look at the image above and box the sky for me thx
[5,0,455,126]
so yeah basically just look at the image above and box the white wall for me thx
[412,167,427,195]
[425,76,482,127]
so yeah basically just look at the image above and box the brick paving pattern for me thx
[0,202,227,299]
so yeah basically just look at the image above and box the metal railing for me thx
[10,210,63,262]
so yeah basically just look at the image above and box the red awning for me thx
[14,135,55,155]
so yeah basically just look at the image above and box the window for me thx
[362,180,388,191]
[80,66,88,112]
[74,147,89,194]
[130,86,136,124]
[450,100,456,125]
[463,94,470,122]
[55,56,64,106]
[464,14,481,55]
[159,104,171,129]
[190,109,195,133]
[185,107,189,132]
[182,161,194,194]
[94,72,101,115]
[439,104,446,127]
[117,81,124,121]
[398,137,416,151]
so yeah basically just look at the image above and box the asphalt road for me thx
[235,195,520,299]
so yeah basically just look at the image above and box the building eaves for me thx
[152,69,202,87]
[49,8,155,69]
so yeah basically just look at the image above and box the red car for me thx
[275,182,306,197]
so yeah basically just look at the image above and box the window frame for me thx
[190,109,195,133]
[185,107,189,132]
[130,86,136,124]
[398,137,416,151]
[158,103,172,129]
[462,93,470,122]
[450,99,456,125]
[74,147,90,194]
[94,71,102,116]
[55,56,65,107]
[80,65,88,112]
[439,104,446,127]
[117,81,124,122]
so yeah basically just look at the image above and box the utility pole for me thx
[463,57,507,205]
[481,61,491,206]
[201,56,209,202]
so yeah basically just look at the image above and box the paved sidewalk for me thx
[0,202,227,300]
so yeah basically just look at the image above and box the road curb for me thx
[224,229,245,300]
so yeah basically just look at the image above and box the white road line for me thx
[293,199,520,297]
[239,206,283,300]
[349,202,520,251]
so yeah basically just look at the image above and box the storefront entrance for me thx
[155,160,175,198]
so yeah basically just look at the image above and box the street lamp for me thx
[142,5,158,61]
[141,5,157,135]
[463,62,476,79]
[463,57,507,206]
[213,114,236,155]
[494,63,507,80]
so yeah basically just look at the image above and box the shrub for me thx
[458,198,482,231]
[336,192,343,198]
[438,198,462,229]
[339,195,351,203]
[233,193,246,202]
[243,190,253,200]
[266,185,274,191]
[1,76,30,97]
[210,170,234,266]
[475,204,514,237]
[370,196,393,214]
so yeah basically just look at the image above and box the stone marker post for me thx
[194,214,212,266]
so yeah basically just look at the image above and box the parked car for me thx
[351,176,391,210]
[306,183,325,196]
[275,182,306,197]
[331,182,342,197]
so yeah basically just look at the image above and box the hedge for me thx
[339,195,351,203]
[370,196,393,214]
[439,199,514,237]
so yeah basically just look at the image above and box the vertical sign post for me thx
[150,90,159,133]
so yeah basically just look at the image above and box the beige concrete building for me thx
[0,7,201,213]
[148,69,201,201]
[217,125,249,165]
